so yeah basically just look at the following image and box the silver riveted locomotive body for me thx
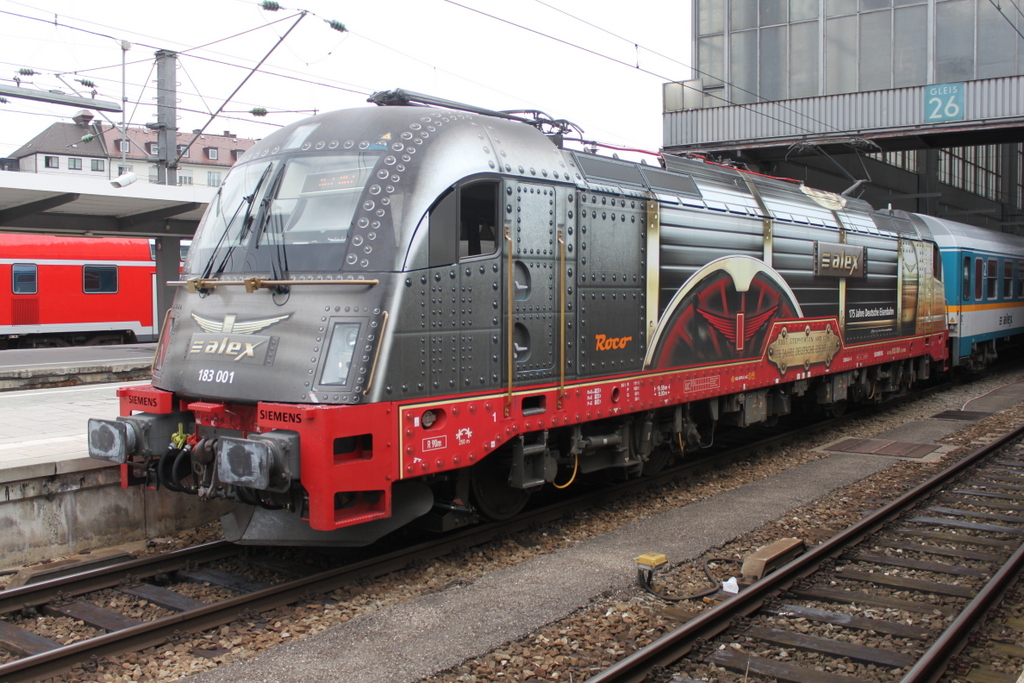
[87,94,1024,546]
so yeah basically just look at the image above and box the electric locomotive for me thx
[90,90,1007,546]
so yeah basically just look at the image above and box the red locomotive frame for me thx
[116,319,948,531]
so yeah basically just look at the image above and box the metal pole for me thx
[120,41,130,176]
[155,50,177,186]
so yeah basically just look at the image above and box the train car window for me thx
[429,181,499,267]
[1005,260,1014,299]
[12,264,36,294]
[83,265,118,293]
[987,259,998,300]
[975,258,983,301]
[963,256,970,301]
[1018,261,1024,299]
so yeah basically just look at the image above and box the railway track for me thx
[587,422,1024,683]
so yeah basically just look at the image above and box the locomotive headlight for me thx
[320,322,360,385]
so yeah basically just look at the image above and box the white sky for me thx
[0,0,692,160]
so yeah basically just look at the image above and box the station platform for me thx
[0,350,225,568]
[0,343,155,391]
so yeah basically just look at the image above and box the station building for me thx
[665,0,1024,234]
[6,109,255,188]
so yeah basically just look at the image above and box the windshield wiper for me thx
[251,165,290,290]
[200,163,274,281]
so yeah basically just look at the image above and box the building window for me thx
[120,140,130,153]
[937,146,1000,202]
[148,142,158,155]
[44,156,59,169]
[177,145,190,158]
[83,265,118,293]
[68,158,82,170]
[91,159,105,172]
[118,164,133,176]
[206,147,218,160]
[12,264,37,294]
[178,169,194,186]
[207,171,221,187]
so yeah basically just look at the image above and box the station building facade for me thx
[667,0,1024,234]
[6,110,256,188]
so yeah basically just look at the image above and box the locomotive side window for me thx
[459,182,498,258]
[987,259,998,300]
[12,264,36,294]
[932,244,942,282]
[428,180,499,267]
[83,265,118,293]
[429,189,457,267]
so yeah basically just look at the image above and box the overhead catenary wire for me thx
[985,0,1024,43]
[441,0,836,138]
[525,0,844,136]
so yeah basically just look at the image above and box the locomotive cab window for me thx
[83,265,117,293]
[429,180,499,267]
[12,264,36,294]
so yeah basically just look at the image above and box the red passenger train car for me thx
[0,233,158,348]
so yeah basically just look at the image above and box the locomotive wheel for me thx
[469,453,530,521]
[641,445,670,477]
[824,400,847,418]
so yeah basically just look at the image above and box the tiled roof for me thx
[9,122,108,159]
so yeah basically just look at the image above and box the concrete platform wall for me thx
[1,461,229,567]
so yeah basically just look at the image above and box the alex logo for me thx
[820,250,860,275]
[189,336,267,361]
[595,334,632,351]
[814,241,866,278]
[187,313,289,364]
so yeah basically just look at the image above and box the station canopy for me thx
[0,171,211,238]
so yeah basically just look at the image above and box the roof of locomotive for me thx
[232,104,917,256]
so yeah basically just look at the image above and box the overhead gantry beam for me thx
[117,202,202,231]
[0,193,81,226]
